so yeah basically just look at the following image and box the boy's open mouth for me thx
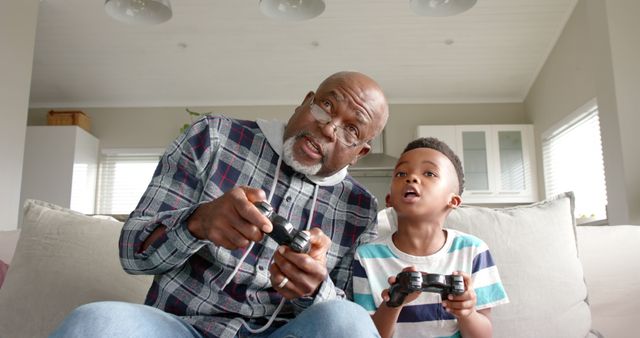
[403,187,420,198]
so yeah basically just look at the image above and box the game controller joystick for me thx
[254,201,311,253]
[386,271,465,307]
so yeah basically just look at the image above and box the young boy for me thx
[352,137,508,338]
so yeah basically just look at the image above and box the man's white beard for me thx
[282,136,322,176]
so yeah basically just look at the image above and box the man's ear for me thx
[350,143,371,165]
[385,193,391,208]
[294,91,315,115]
[303,91,314,104]
[448,193,462,209]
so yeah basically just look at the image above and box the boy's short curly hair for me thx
[402,137,465,195]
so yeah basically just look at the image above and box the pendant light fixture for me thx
[410,0,477,17]
[104,0,172,25]
[259,0,326,21]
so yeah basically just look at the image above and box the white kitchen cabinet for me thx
[20,126,99,215]
[416,125,537,204]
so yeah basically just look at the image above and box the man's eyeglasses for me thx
[309,101,364,148]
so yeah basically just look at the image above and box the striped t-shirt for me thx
[353,229,508,338]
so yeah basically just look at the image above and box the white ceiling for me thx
[30,0,578,108]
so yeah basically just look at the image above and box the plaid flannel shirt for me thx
[119,115,379,338]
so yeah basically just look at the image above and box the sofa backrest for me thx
[0,199,153,338]
[377,192,597,338]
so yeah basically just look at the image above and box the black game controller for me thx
[386,271,465,307]
[254,201,311,253]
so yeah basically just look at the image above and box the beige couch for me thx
[0,196,638,337]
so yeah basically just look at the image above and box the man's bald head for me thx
[316,71,389,139]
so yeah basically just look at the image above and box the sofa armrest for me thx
[577,225,640,337]
[0,230,20,264]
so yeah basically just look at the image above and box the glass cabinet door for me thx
[498,130,525,191]
[416,124,537,203]
[461,131,490,190]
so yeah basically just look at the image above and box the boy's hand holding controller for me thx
[442,271,478,319]
[384,267,466,307]
[381,267,422,307]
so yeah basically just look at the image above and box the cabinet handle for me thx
[467,191,493,195]
[498,191,521,195]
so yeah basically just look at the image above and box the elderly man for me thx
[51,71,389,338]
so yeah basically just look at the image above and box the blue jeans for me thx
[49,300,380,338]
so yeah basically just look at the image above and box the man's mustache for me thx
[295,131,328,160]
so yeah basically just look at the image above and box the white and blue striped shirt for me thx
[353,228,508,338]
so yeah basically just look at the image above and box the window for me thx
[542,100,607,222]
[96,149,163,215]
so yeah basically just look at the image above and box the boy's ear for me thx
[448,193,462,209]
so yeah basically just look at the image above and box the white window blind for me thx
[542,105,607,221]
[96,150,162,215]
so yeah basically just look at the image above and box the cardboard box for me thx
[47,110,91,133]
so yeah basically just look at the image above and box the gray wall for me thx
[29,102,527,157]
[28,106,295,149]
[525,0,640,225]
[28,102,527,211]
[601,0,640,225]
[1,0,39,230]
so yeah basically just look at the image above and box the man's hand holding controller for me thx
[187,186,273,249]
[254,200,331,300]
[186,186,331,299]
[253,201,311,253]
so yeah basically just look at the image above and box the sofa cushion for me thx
[0,259,8,289]
[377,192,595,337]
[578,225,640,338]
[0,199,152,338]
[0,229,20,264]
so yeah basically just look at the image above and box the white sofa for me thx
[0,197,638,338]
